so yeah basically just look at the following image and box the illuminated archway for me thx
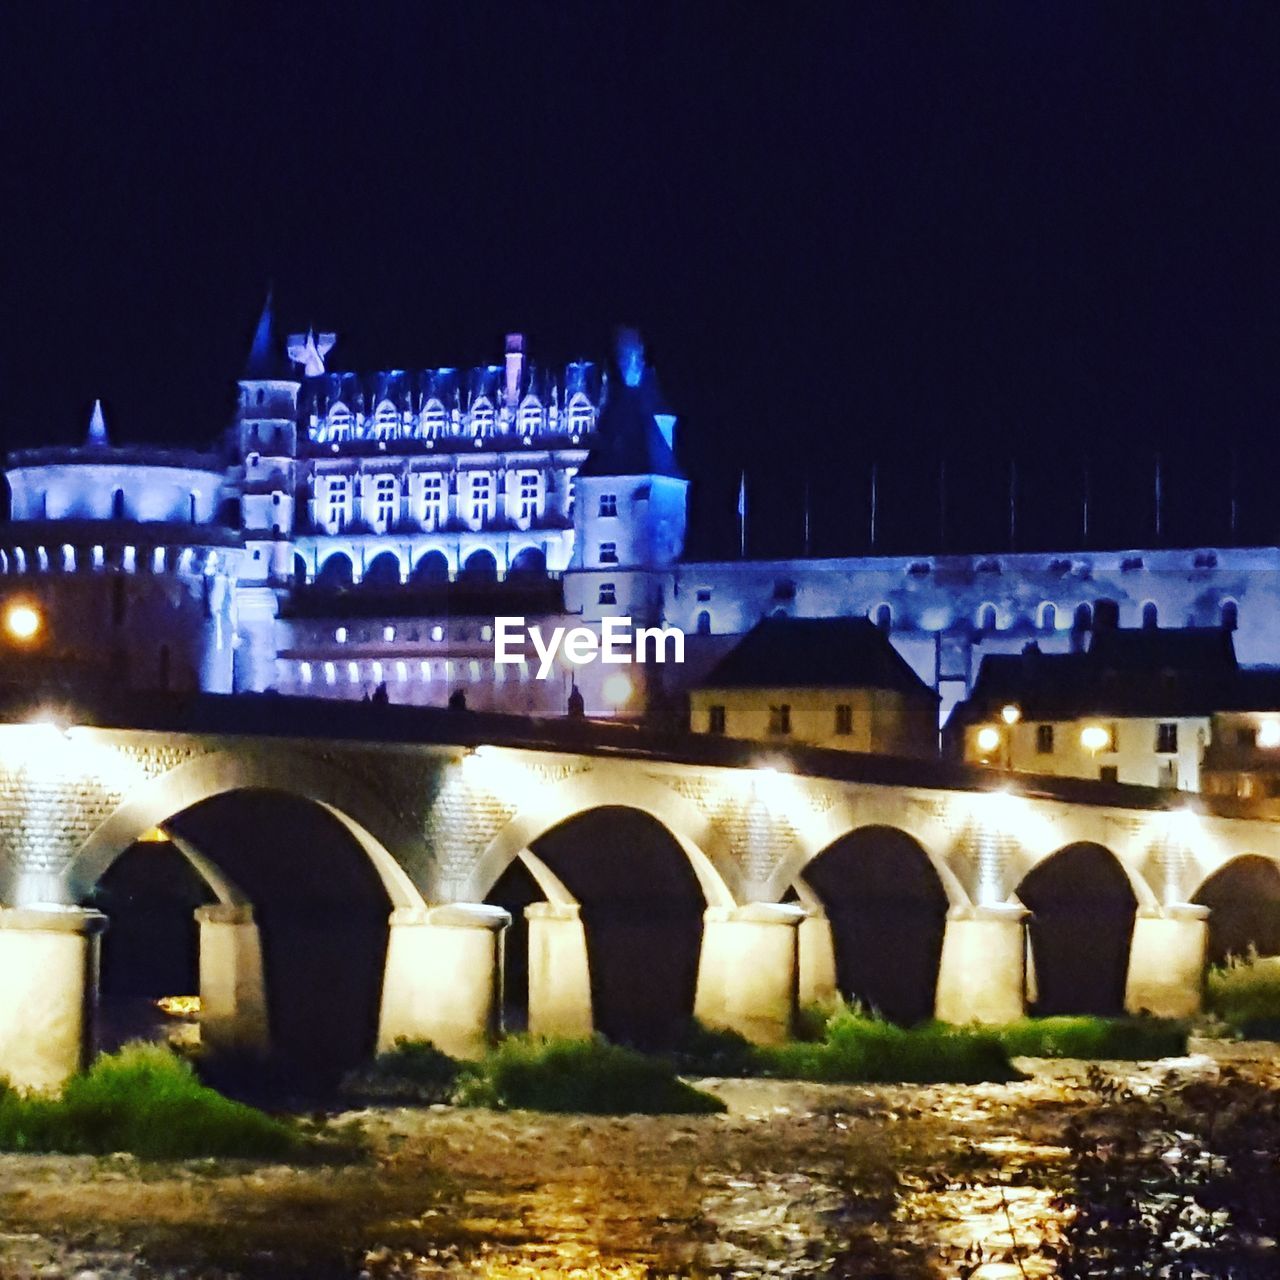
[1193,855,1280,965]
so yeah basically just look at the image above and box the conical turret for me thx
[85,399,109,447]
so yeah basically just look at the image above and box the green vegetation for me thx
[1206,952,1280,1037]
[341,1037,461,1104]
[996,1015,1188,1060]
[0,1044,301,1159]
[456,1036,727,1114]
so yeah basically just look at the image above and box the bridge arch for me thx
[798,825,952,1023]
[466,764,738,908]
[1192,854,1280,965]
[67,747,426,908]
[1018,842,1137,1015]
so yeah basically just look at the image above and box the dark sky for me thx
[1,3,1277,558]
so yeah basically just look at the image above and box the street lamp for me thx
[1081,724,1110,755]
[1001,703,1021,726]
[2,601,42,644]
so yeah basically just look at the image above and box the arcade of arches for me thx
[2,730,1280,1092]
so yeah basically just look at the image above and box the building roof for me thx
[697,616,937,698]
[953,626,1280,724]
[242,292,296,381]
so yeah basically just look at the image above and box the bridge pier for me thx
[797,911,838,1007]
[0,907,106,1091]
[1125,905,1208,1018]
[525,901,593,1039]
[935,905,1028,1025]
[196,905,269,1057]
[695,903,806,1045]
[378,904,510,1060]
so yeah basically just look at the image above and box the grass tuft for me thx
[457,1037,727,1114]
[1206,951,1280,1037]
[996,1015,1188,1060]
[0,1043,301,1160]
[341,1037,462,1105]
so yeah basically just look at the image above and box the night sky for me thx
[2,3,1278,558]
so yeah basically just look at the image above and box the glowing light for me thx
[1000,703,1021,725]
[1260,719,1280,749]
[602,672,633,707]
[136,826,169,843]
[3,601,42,643]
[976,726,1001,754]
[1081,724,1110,753]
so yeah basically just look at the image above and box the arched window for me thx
[315,552,354,590]
[695,610,711,636]
[112,489,125,520]
[1095,598,1119,630]
[1222,600,1239,631]
[873,603,892,633]
[1074,602,1093,631]
[1039,602,1057,631]
[976,603,997,632]
[412,550,450,583]
[460,548,498,581]
[1142,601,1159,630]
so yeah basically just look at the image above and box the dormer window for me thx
[372,401,400,440]
[599,493,618,518]
[469,398,495,438]
[566,393,594,436]
[421,399,447,438]
[325,404,353,443]
[518,398,543,435]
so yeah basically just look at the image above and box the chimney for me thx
[504,333,524,409]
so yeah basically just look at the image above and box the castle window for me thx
[190,492,199,522]
[431,625,444,641]
[1039,602,1057,631]
[325,476,351,532]
[565,472,577,519]
[372,401,400,440]
[519,400,542,435]
[696,588,712,602]
[1222,600,1239,631]
[1142,601,1159,629]
[468,473,494,525]
[421,400,447,438]
[325,404,353,442]
[517,472,540,522]
[420,474,445,527]
[335,627,347,643]
[695,610,711,635]
[469,398,495,438]
[873,603,892,633]
[1036,724,1054,754]
[977,603,997,632]
[566,394,594,436]
[599,493,618,518]
[1074,602,1093,631]
[372,475,398,532]
[768,705,792,735]
[708,705,726,735]
[1156,722,1178,754]
[834,704,853,735]
[598,582,617,606]
[599,541,619,565]
[383,626,396,642]
[112,489,125,520]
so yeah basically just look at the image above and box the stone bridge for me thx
[1,690,1278,1088]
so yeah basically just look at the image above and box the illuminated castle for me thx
[1,301,1273,722]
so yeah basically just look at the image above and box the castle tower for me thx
[232,294,301,690]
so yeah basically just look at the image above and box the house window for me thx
[518,472,540,521]
[599,542,619,564]
[325,477,350,532]
[372,475,397,531]
[469,474,493,525]
[708,705,726,735]
[1036,724,1055,754]
[768,705,792,735]
[598,582,616,606]
[1100,766,1119,784]
[1156,722,1178,754]
[599,493,617,517]
[1239,726,1258,748]
[421,474,445,527]
[834,704,853,735]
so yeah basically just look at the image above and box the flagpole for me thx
[870,463,878,550]
[1009,458,1017,551]
[802,478,811,556]
[737,470,747,559]
[1082,463,1090,546]
[1155,453,1163,541]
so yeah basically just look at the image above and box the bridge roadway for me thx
[0,688,1277,1089]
